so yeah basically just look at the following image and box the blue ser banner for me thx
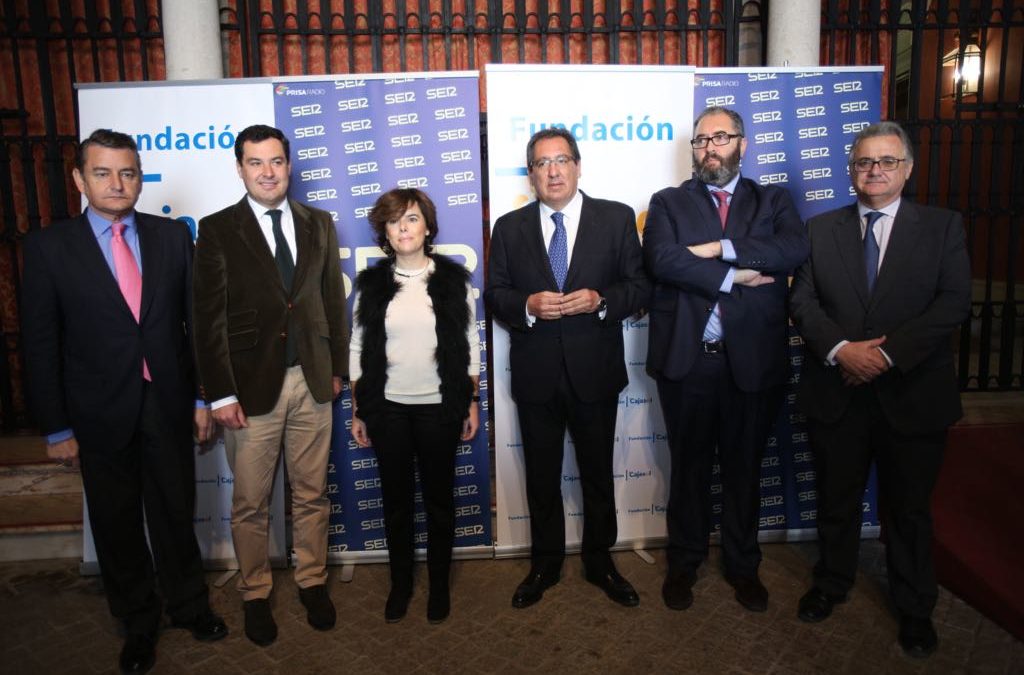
[694,67,884,538]
[272,72,492,560]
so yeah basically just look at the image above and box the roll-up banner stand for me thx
[487,65,884,558]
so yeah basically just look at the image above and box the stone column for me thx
[767,0,821,66]
[162,0,224,80]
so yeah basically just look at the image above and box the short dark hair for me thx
[77,129,141,171]
[526,127,581,169]
[368,188,439,256]
[849,121,914,164]
[234,124,290,163]
[693,106,745,137]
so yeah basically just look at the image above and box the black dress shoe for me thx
[385,587,412,623]
[299,584,336,631]
[898,615,938,658]
[726,575,769,612]
[511,568,560,609]
[427,588,450,624]
[585,568,640,608]
[171,608,228,642]
[797,586,847,623]
[662,571,696,610]
[243,598,277,646]
[119,633,155,675]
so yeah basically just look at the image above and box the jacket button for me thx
[705,306,712,313]
[287,303,294,310]
[280,331,287,339]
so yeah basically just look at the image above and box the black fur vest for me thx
[352,254,473,426]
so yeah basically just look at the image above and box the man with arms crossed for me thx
[790,121,970,657]
[22,129,226,674]
[643,107,808,613]
[193,124,348,646]
[486,128,650,609]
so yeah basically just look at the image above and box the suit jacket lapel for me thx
[524,201,558,289]
[289,198,313,293]
[136,213,162,322]
[832,204,871,309]
[564,194,591,290]
[73,212,136,319]
[686,180,726,241]
[234,196,285,292]
[869,201,919,310]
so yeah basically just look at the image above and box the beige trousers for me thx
[225,366,331,600]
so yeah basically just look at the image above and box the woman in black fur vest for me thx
[349,188,480,624]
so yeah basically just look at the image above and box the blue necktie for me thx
[864,211,883,293]
[549,211,568,290]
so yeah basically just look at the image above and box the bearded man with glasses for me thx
[790,121,970,658]
[643,106,809,614]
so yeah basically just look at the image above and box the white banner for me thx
[486,64,696,556]
[77,81,287,571]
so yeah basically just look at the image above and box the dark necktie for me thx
[549,211,568,290]
[267,209,294,292]
[712,190,731,231]
[267,209,298,365]
[864,210,883,293]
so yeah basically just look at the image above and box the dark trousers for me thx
[656,351,781,579]
[79,382,209,635]
[515,364,619,575]
[808,387,946,618]
[367,401,462,590]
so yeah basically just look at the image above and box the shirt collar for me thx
[704,172,741,196]
[858,198,901,220]
[247,195,291,220]
[86,207,135,237]
[538,189,583,223]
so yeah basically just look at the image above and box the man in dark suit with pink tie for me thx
[643,107,809,614]
[21,129,226,675]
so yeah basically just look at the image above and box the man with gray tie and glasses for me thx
[790,120,970,658]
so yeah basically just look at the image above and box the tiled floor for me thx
[0,540,1021,674]
[1,393,1021,673]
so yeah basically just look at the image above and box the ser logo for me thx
[750,89,780,103]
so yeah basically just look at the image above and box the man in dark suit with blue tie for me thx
[486,128,650,609]
[21,129,226,674]
[643,107,808,613]
[790,121,971,657]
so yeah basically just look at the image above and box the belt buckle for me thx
[703,341,723,354]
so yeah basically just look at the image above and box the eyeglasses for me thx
[690,132,743,149]
[850,156,906,173]
[530,155,575,170]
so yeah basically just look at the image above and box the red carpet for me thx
[932,423,1024,640]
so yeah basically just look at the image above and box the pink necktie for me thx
[112,221,151,381]
[713,190,730,231]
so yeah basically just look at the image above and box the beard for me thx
[695,144,742,186]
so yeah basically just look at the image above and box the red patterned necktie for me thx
[112,220,151,381]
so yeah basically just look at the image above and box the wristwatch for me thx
[597,296,607,314]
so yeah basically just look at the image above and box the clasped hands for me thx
[527,288,601,321]
[687,240,774,287]
[835,337,890,386]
